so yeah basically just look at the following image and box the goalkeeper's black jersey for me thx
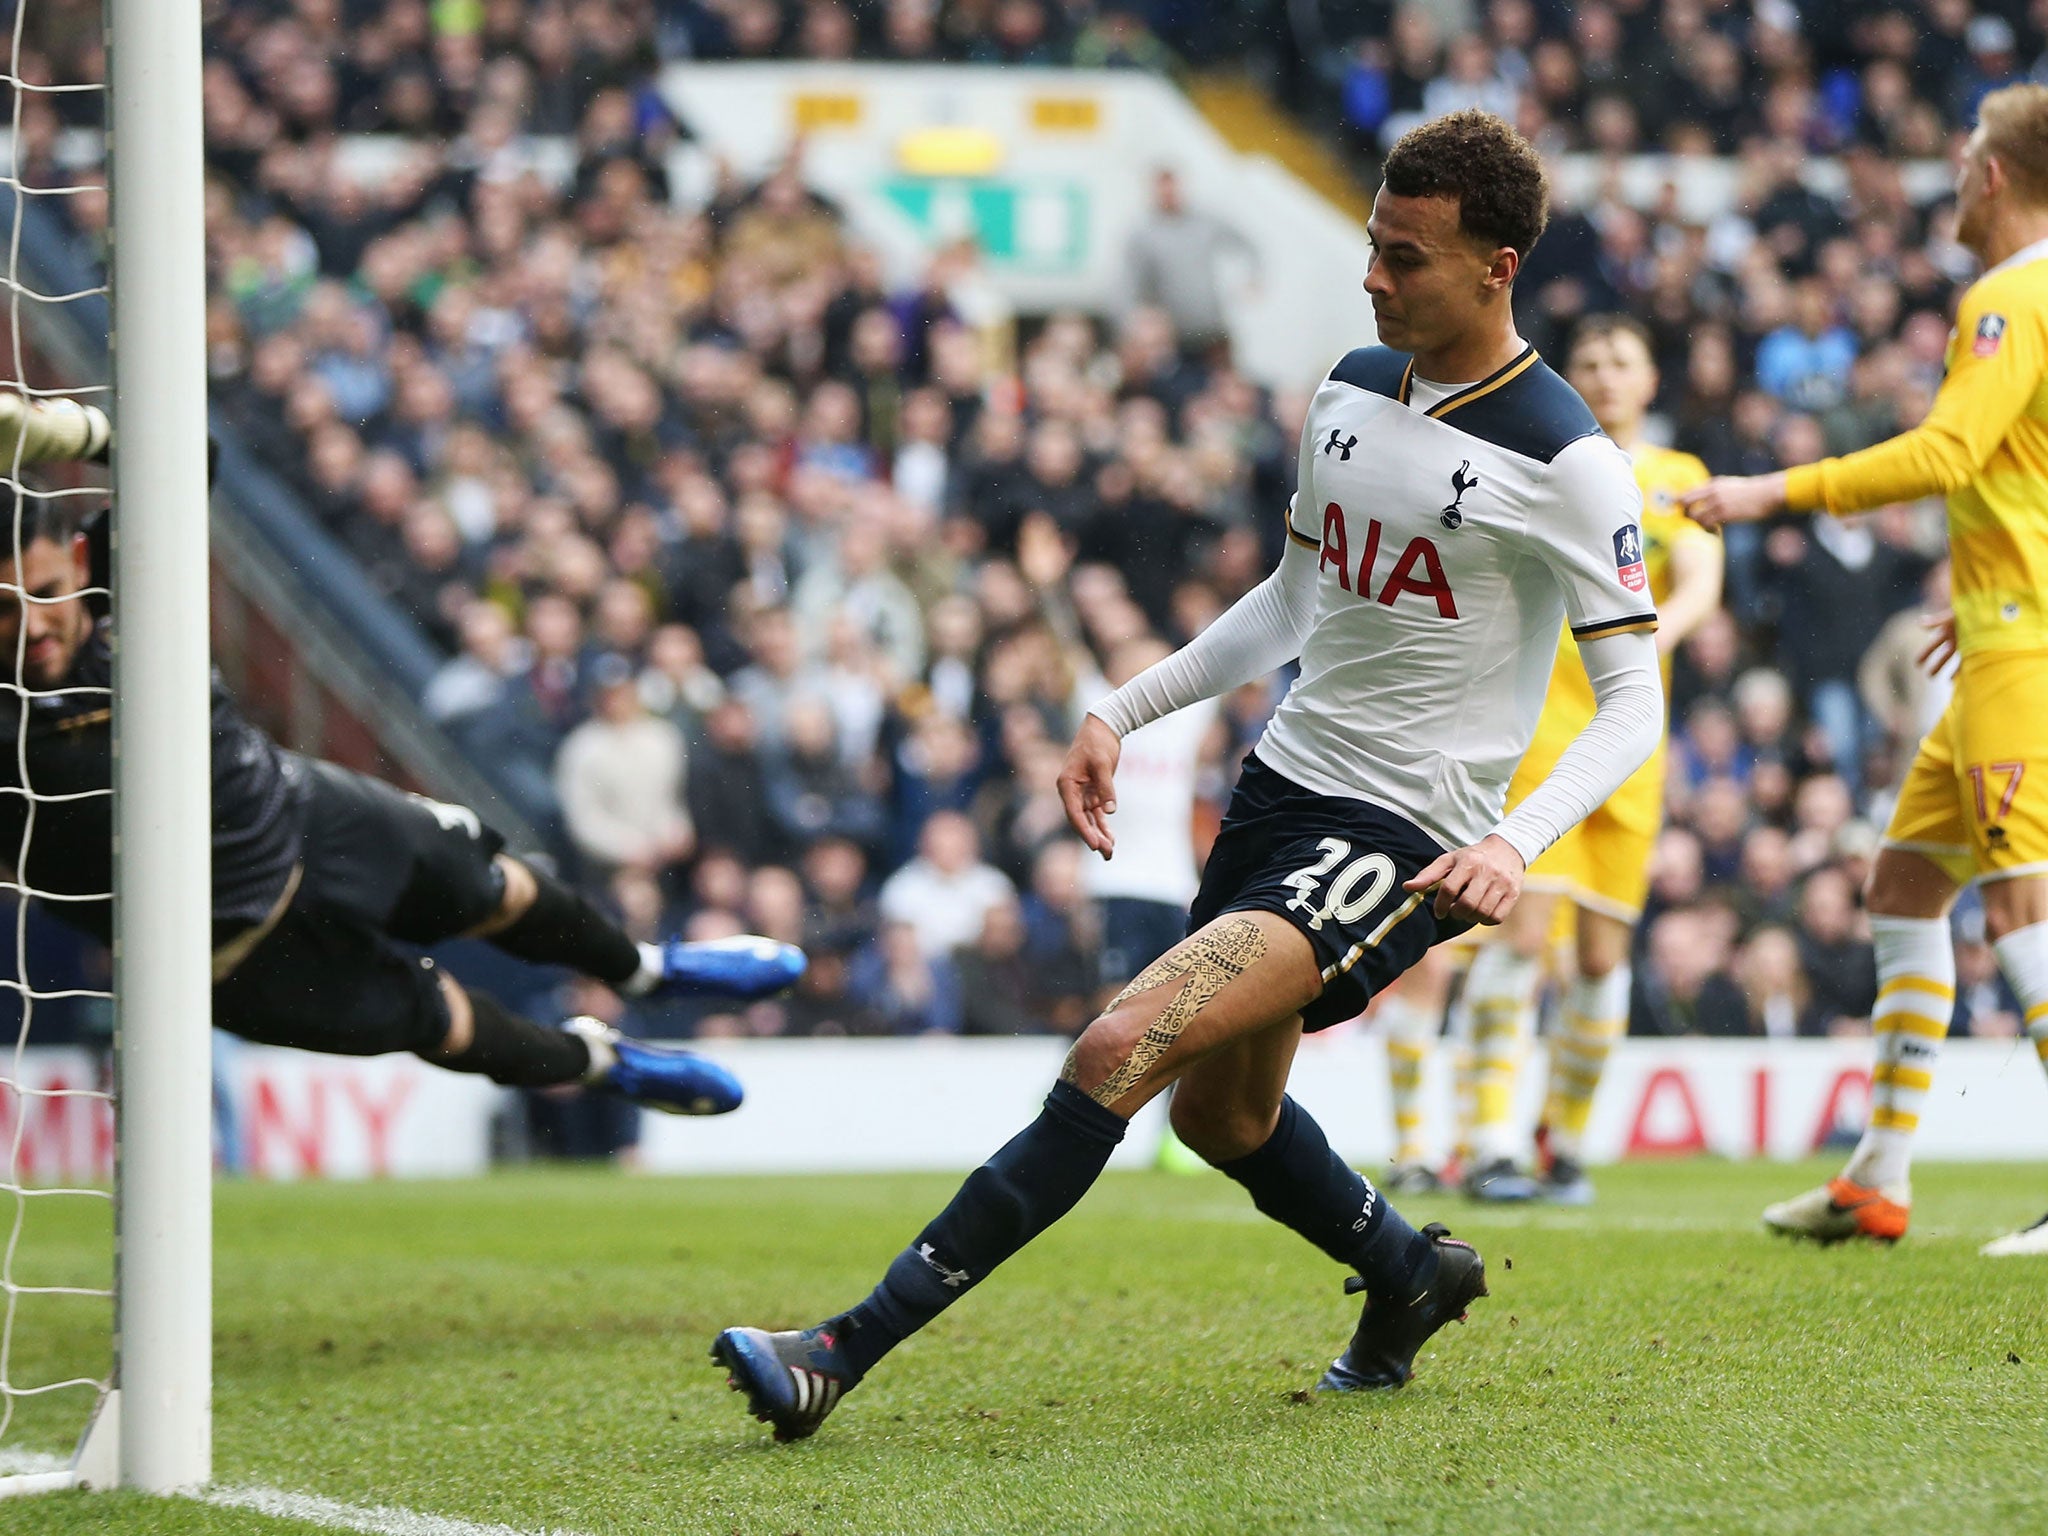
[0,624,307,945]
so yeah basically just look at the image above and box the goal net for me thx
[0,0,213,1499]
[0,0,115,1494]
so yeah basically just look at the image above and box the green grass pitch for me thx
[8,1159,2048,1535]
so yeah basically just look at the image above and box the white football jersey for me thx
[1255,345,1654,852]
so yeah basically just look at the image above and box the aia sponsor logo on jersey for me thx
[1318,502,1459,618]
[1975,312,2007,357]
[1613,524,1647,593]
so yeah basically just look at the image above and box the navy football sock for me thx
[830,1080,1127,1379]
[1217,1095,1439,1303]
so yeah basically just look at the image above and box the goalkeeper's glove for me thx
[0,391,111,466]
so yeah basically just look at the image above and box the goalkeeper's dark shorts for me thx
[295,760,508,940]
[213,763,508,1057]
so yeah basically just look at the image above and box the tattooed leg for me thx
[804,912,1321,1385]
[1062,917,1271,1107]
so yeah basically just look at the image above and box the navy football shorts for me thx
[1187,754,1469,1032]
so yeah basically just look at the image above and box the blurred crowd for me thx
[10,0,2032,1044]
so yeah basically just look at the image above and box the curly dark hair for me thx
[1380,110,1550,261]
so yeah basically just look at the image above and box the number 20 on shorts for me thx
[1283,837,1395,932]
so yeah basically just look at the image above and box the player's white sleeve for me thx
[1533,434,1657,642]
[1492,628,1663,865]
[1489,435,1663,864]
[1093,403,1323,737]
[1091,513,1318,736]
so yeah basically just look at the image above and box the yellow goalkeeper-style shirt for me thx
[1784,237,2048,656]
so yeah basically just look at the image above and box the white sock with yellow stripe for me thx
[1542,965,1631,1162]
[1994,918,2048,1100]
[1451,1040,1477,1169]
[1843,917,1955,1190]
[1379,993,1437,1167]
[1462,944,1542,1166]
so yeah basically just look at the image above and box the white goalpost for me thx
[0,0,212,1499]
[106,0,212,1493]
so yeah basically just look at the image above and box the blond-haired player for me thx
[1689,83,2048,1255]
[1430,316,1724,1202]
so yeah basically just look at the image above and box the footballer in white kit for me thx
[714,110,1665,1443]
[1184,342,1661,1027]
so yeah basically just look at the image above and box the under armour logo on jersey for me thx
[1441,460,1479,528]
[1324,428,1357,459]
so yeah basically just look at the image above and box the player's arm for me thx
[1654,524,1724,656]
[0,391,111,466]
[1413,632,1664,924]
[1059,521,1317,856]
[1411,436,1663,923]
[1086,531,1316,735]
[1684,281,2040,527]
[1492,629,1663,860]
[1061,404,1326,857]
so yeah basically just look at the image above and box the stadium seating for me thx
[9,0,2026,1044]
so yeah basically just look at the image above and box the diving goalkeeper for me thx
[0,394,798,1113]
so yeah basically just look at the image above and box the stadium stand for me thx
[8,0,2029,1045]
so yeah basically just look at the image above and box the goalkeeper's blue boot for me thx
[712,1324,857,1442]
[1317,1222,1488,1392]
[657,935,806,1000]
[566,1018,743,1116]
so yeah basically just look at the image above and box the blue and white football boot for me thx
[1317,1222,1489,1392]
[564,1017,743,1116]
[656,935,806,1000]
[711,1324,858,1441]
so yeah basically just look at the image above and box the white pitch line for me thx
[203,1484,594,1536]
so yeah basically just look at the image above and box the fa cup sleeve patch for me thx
[1613,525,1647,593]
[1975,313,2007,357]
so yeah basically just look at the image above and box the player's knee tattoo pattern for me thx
[1063,917,1267,1106]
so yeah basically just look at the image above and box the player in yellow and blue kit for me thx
[1689,82,2048,1254]
[1404,316,1724,1203]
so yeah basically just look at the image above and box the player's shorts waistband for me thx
[1229,752,1452,853]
